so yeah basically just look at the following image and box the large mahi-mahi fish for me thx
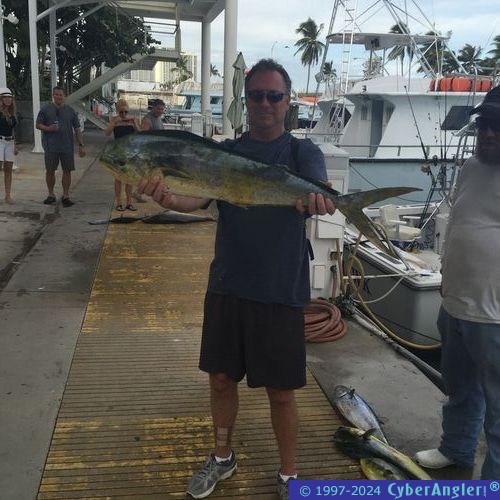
[100,130,420,254]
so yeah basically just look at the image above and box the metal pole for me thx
[28,0,43,153]
[49,10,57,89]
[222,0,237,135]
[0,2,6,87]
[201,21,211,116]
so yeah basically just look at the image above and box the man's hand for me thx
[138,176,177,209]
[78,145,86,158]
[296,181,336,215]
[46,124,58,132]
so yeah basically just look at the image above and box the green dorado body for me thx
[100,130,421,255]
[101,130,341,206]
[334,427,432,480]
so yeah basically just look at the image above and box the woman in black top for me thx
[0,87,17,204]
[105,99,139,210]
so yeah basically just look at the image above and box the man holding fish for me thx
[138,59,335,499]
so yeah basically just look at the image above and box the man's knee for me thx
[266,387,295,406]
[210,372,236,394]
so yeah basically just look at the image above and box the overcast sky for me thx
[160,0,500,92]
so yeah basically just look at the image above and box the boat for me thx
[299,0,497,203]
[304,0,498,349]
[165,80,224,128]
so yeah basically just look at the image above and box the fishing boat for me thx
[303,0,498,349]
[299,0,496,202]
[165,80,224,129]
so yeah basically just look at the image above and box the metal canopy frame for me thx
[20,0,236,151]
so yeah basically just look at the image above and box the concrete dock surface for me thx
[0,129,484,499]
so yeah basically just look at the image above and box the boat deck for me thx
[37,212,360,499]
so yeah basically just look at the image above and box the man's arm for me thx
[35,108,57,132]
[141,117,152,131]
[294,140,335,216]
[138,177,209,213]
[75,127,85,157]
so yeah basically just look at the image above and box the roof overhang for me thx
[46,0,225,23]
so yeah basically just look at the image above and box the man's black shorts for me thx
[199,292,306,390]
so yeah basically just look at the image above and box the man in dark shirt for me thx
[36,86,85,207]
[139,59,335,499]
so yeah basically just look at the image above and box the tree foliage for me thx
[2,0,159,99]
[294,18,325,93]
[171,55,194,84]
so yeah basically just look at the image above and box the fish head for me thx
[332,385,353,401]
[100,134,154,185]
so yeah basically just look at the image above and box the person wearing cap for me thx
[0,87,17,204]
[36,86,85,207]
[414,85,500,479]
[141,99,165,131]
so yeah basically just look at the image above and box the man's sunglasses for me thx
[475,116,500,133]
[118,110,129,115]
[246,90,287,103]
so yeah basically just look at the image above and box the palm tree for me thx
[417,30,446,74]
[442,50,460,74]
[172,55,193,83]
[487,34,500,61]
[457,44,482,73]
[294,18,325,93]
[482,35,500,74]
[322,61,336,96]
[387,23,413,76]
[210,64,220,78]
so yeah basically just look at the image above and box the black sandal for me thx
[125,204,137,211]
[115,204,125,211]
[62,197,74,207]
[43,195,56,205]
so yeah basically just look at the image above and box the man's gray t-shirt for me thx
[36,103,80,153]
[441,156,500,323]
[145,111,164,130]
[206,132,327,307]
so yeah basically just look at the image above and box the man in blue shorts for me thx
[36,86,85,207]
[139,59,335,499]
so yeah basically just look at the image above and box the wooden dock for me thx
[37,213,360,499]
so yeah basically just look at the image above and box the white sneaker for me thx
[414,449,455,469]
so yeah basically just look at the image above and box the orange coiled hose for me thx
[304,298,347,343]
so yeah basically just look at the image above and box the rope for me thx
[304,298,347,343]
[344,233,441,351]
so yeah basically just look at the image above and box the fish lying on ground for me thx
[88,210,216,225]
[332,385,388,443]
[100,130,421,255]
[360,458,409,480]
[142,211,215,224]
[333,427,432,480]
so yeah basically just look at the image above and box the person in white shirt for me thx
[414,86,500,480]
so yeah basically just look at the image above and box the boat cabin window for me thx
[441,106,474,131]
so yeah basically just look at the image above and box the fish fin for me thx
[336,187,421,257]
[348,388,356,398]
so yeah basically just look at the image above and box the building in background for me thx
[102,53,198,114]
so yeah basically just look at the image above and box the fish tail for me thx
[335,187,421,256]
